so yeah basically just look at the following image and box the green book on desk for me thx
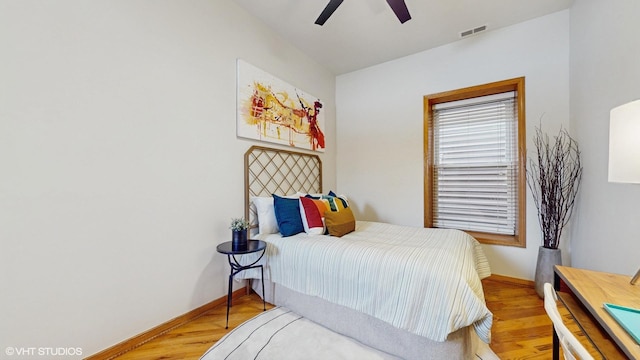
[603,303,640,345]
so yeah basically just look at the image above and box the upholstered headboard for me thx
[244,145,322,231]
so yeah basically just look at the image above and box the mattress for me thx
[237,221,493,343]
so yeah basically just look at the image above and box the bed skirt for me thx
[251,279,494,360]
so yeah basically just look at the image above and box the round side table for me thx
[216,239,267,328]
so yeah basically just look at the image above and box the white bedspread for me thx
[238,221,492,343]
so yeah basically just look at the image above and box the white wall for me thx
[569,0,640,275]
[0,0,336,356]
[336,10,571,280]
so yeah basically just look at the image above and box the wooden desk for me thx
[554,265,640,359]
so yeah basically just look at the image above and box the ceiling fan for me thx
[315,0,412,26]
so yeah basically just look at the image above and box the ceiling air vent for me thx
[460,24,487,39]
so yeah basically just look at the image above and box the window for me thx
[423,77,526,247]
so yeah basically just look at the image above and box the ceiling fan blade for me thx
[315,0,344,26]
[386,0,411,23]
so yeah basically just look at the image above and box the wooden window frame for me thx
[423,77,526,247]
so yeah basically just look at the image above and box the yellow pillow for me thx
[324,207,355,237]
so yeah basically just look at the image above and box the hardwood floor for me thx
[484,276,554,359]
[103,276,583,360]
[107,295,275,360]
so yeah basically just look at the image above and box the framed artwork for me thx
[236,59,325,152]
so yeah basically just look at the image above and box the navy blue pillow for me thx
[272,194,304,237]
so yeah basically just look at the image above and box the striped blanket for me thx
[200,307,401,360]
[239,221,492,343]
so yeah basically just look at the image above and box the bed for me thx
[235,145,495,360]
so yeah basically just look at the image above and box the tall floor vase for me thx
[534,246,562,298]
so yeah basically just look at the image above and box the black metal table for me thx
[216,239,266,328]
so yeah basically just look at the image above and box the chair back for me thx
[543,283,594,360]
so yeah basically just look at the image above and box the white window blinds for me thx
[432,92,518,235]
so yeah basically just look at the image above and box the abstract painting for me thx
[236,59,325,152]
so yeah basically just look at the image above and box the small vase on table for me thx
[229,217,250,251]
[232,229,248,251]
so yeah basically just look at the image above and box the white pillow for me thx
[251,197,279,234]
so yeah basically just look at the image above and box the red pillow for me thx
[299,196,325,235]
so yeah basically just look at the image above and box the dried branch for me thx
[526,126,583,249]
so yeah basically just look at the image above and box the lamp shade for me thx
[609,99,640,183]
